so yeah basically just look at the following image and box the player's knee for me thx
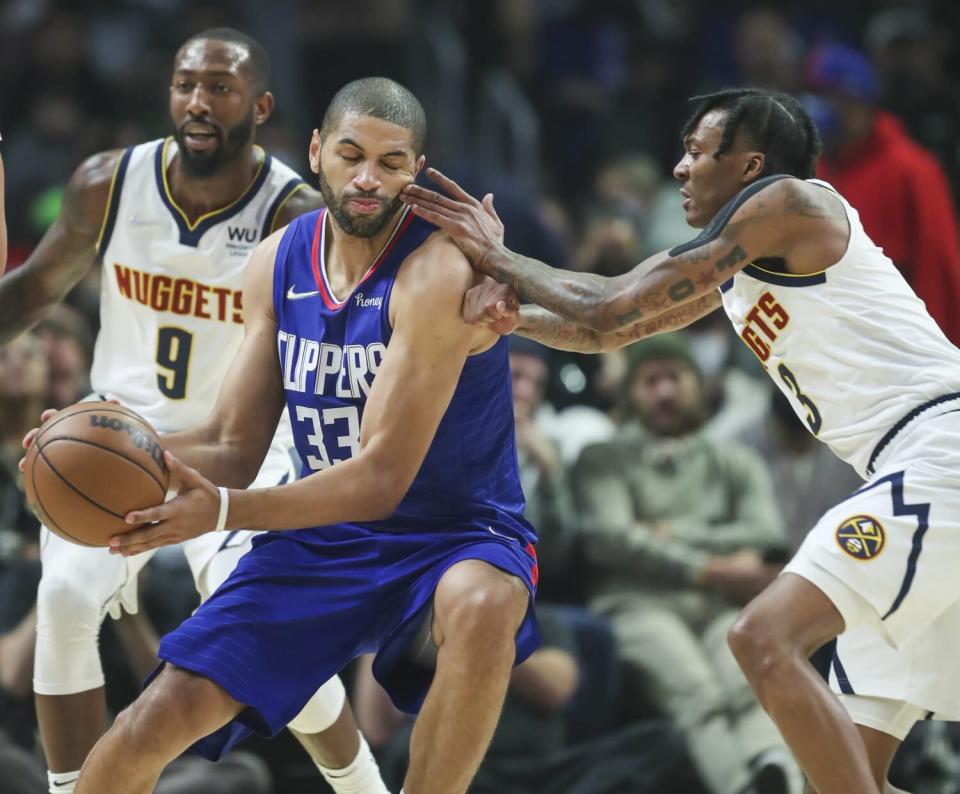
[727,607,790,685]
[36,572,103,636]
[440,575,527,657]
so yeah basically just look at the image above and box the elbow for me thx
[583,305,620,334]
[361,471,408,521]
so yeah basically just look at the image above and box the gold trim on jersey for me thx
[95,154,126,253]
[160,137,266,231]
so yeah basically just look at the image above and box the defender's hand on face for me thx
[110,450,220,556]
[463,279,519,335]
[401,167,505,274]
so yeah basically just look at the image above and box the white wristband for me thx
[215,486,229,532]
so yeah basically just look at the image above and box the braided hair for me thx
[680,88,821,179]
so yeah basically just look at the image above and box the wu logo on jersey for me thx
[835,515,885,561]
[227,226,258,243]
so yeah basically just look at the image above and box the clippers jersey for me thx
[720,177,960,477]
[273,207,536,541]
[93,138,304,443]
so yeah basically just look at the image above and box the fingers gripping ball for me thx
[23,403,169,547]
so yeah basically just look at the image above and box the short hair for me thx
[680,88,821,179]
[321,77,426,155]
[180,27,270,94]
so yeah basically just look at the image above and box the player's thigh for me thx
[787,463,960,648]
[38,526,154,621]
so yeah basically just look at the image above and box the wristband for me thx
[215,486,229,532]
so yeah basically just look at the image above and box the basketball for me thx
[23,402,169,547]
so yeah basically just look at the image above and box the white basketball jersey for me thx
[93,137,305,445]
[720,178,960,478]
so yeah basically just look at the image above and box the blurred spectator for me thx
[731,6,803,92]
[572,334,800,794]
[865,7,960,199]
[356,606,687,794]
[738,387,863,552]
[0,138,6,276]
[34,306,94,410]
[0,334,46,551]
[805,42,960,344]
[508,338,577,601]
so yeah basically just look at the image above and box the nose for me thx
[186,85,211,118]
[673,154,689,181]
[352,161,382,193]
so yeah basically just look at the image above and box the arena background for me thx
[1,1,959,792]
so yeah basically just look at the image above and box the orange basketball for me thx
[23,402,169,547]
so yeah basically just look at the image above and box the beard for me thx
[173,110,255,179]
[317,166,403,238]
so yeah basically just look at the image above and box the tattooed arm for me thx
[516,292,722,352]
[404,170,842,334]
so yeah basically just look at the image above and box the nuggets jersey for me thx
[719,177,960,478]
[94,138,304,441]
[273,207,536,540]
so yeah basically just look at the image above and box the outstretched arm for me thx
[403,169,805,334]
[515,292,722,352]
[0,151,119,342]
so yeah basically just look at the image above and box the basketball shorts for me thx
[155,523,541,760]
[785,409,960,719]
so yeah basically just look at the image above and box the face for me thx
[673,109,765,228]
[510,353,549,421]
[0,335,48,401]
[169,39,273,178]
[39,334,88,409]
[310,112,424,238]
[628,358,703,437]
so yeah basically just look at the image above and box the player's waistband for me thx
[867,391,960,476]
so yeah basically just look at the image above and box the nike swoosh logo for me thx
[287,286,320,300]
[52,779,79,788]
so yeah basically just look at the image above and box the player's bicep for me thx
[358,301,476,502]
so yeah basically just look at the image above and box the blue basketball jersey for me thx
[272,207,536,544]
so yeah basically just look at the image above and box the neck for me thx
[166,142,261,223]
[323,207,405,290]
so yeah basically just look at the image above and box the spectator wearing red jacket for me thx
[804,43,960,344]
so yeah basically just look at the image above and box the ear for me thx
[253,91,274,126]
[308,129,321,175]
[742,151,765,182]
[414,154,426,176]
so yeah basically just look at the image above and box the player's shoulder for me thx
[400,230,475,297]
[273,184,324,228]
[69,148,126,194]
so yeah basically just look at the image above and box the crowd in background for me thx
[2,0,960,791]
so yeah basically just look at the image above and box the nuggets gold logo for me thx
[835,515,885,561]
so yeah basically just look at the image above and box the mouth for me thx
[679,188,692,211]
[181,124,220,152]
[346,198,384,214]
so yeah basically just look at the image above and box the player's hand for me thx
[19,408,60,470]
[463,278,519,335]
[401,167,506,274]
[110,450,221,556]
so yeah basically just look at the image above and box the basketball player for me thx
[0,30,387,794]
[55,76,541,794]
[399,88,960,794]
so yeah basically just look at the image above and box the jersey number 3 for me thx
[777,363,822,434]
[296,405,361,470]
[156,327,193,399]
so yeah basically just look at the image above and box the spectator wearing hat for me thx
[571,333,799,794]
[804,42,960,344]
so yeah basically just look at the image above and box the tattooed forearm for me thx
[516,305,605,353]
[715,244,747,272]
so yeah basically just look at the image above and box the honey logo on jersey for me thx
[835,514,885,561]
